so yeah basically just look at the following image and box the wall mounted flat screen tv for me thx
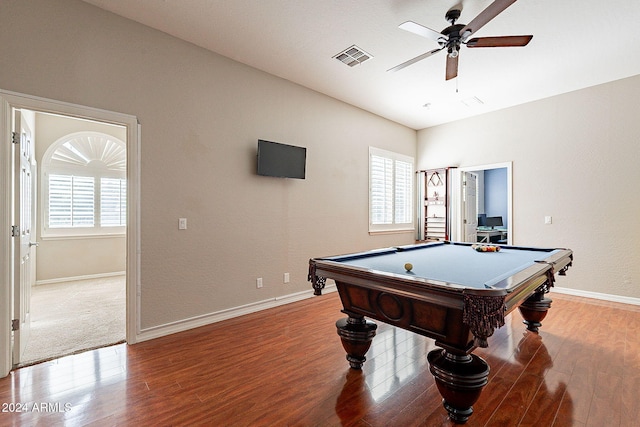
[257,139,306,179]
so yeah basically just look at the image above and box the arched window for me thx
[42,131,126,237]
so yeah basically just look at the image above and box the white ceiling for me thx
[81,0,640,130]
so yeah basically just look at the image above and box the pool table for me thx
[308,241,572,423]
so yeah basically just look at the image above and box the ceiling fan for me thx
[388,0,532,80]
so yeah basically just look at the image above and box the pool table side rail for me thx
[309,242,572,297]
[309,247,572,298]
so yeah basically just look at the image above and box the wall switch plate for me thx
[284,273,290,283]
[179,218,187,229]
[544,216,552,225]
[256,278,263,288]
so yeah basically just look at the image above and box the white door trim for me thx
[0,88,141,377]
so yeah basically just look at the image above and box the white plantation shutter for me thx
[394,159,413,224]
[49,175,95,227]
[369,147,414,232]
[42,132,126,236]
[370,155,393,224]
[101,178,127,227]
[48,174,73,227]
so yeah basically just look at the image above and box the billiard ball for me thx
[404,263,413,271]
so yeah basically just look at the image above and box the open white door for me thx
[463,172,477,243]
[12,110,37,366]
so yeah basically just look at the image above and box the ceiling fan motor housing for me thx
[441,23,465,56]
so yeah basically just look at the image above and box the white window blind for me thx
[101,178,127,227]
[369,147,414,232]
[370,155,393,224]
[394,159,413,224]
[49,175,95,228]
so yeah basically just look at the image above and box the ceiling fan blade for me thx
[445,54,459,80]
[467,35,532,47]
[459,0,517,40]
[387,48,444,72]
[399,21,445,43]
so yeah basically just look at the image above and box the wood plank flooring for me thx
[1,290,639,426]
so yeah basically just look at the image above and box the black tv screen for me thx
[257,139,306,179]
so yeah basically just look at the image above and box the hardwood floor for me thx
[1,290,638,426]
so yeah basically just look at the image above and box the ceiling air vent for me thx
[334,45,372,67]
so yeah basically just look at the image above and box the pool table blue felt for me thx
[327,242,560,290]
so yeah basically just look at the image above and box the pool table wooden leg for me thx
[519,290,552,333]
[428,349,490,424]
[336,316,377,369]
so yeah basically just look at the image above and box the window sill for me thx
[368,228,415,236]
[41,233,126,241]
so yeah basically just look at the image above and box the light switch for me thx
[179,218,187,229]
[544,216,552,225]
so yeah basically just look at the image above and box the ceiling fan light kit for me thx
[389,0,533,80]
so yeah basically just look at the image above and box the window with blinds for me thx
[100,178,127,227]
[42,132,126,237]
[369,147,414,232]
[48,175,95,227]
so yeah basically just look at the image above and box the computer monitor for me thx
[485,216,503,229]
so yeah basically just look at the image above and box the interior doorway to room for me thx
[453,163,512,245]
[16,109,127,367]
[0,89,140,377]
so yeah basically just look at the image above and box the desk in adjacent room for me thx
[476,227,507,243]
[308,241,572,423]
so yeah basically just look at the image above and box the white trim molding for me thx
[136,286,337,343]
[35,271,126,286]
[553,286,640,307]
[135,285,637,345]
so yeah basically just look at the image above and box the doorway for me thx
[22,112,127,366]
[0,89,140,376]
[451,162,512,245]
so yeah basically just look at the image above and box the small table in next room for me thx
[308,241,573,424]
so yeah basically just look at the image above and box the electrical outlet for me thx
[284,273,290,283]
[179,218,187,229]
[256,278,263,288]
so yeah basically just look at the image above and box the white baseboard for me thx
[553,286,640,306]
[136,285,338,343]
[135,284,639,344]
[35,271,126,286]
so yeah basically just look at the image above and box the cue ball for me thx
[404,263,413,271]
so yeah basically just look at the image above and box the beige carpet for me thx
[20,276,126,366]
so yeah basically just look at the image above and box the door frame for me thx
[462,171,478,243]
[0,88,141,376]
[451,162,513,245]
[12,110,36,364]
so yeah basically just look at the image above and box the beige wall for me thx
[0,0,416,329]
[34,113,127,282]
[417,75,640,299]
